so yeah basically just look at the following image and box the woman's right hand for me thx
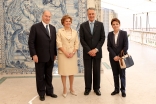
[58,48,70,58]
[114,56,120,61]
[63,51,70,58]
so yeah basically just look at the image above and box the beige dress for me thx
[56,28,79,75]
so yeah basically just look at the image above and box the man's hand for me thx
[54,56,56,60]
[33,55,38,63]
[92,49,98,54]
[88,49,98,57]
[88,50,96,57]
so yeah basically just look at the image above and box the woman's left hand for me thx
[69,53,74,58]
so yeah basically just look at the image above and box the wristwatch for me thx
[95,48,98,52]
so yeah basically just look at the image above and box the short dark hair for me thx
[61,15,72,25]
[111,18,120,25]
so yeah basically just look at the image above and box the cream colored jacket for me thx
[56,28,79,53]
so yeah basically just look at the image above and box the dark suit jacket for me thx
[28,22,57,62]
[107,30,128,59]
[80,21,105,59]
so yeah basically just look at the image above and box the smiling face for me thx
[63,18,72,28]
[112,21,120,31]
[42,11,51,24]
[87,9,96,22]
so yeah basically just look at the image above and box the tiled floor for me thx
[0,41,156,104]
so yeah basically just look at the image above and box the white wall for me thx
[117,13,133,29]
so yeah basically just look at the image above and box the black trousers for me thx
[35,59,54,96]
[110,58,126,93]
[83,58,101,91]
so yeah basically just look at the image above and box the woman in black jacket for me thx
[107,18,128,97]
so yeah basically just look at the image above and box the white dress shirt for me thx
[113,31,119,44]
[89,20,95,32]
[42,21,50,35]
[89,20,99,52]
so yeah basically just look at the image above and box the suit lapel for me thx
[85,21,92,35]
[109,32,116,48]
[111,32,116,48]
[116,30,121,47]
[93,21,98,35]
[61,28,70,40]
[85,21,98,35]
[40,22,50,38]
[49,25,53,39]
[70,29,75,40]
[61,28,75,42]
[112,30,121,48]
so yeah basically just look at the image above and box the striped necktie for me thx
[46,25,50,38]
[90,22,93,34]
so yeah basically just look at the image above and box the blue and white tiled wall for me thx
[0,0,87,74]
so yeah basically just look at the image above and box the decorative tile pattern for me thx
[0,0,5,71]
[78,0,87,73]
[0,0,87,74]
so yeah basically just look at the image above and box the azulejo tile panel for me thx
[0,0,5,71]
[1,0,87,74]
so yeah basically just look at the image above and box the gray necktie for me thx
[90,22,93,34]
[46,25,50,37]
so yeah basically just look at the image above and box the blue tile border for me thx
[0,77,7,85]
[102,62,111,69]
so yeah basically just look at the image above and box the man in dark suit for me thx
[80,7,105,96]
[28,10,57,101]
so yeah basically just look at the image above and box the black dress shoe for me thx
[46,93,58,98]
[39,96,45,101]
[111,90,119,95]
[94,90,101,96]
[122,92,126,97]
[84,89,91,95]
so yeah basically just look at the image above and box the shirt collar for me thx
[89,20,95,24]
[113,30,120,36]
[42,21,49,28]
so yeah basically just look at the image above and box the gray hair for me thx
[87,7,96,11]
[42,10,52,15]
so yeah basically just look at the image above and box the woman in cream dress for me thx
[56,15,79,98]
